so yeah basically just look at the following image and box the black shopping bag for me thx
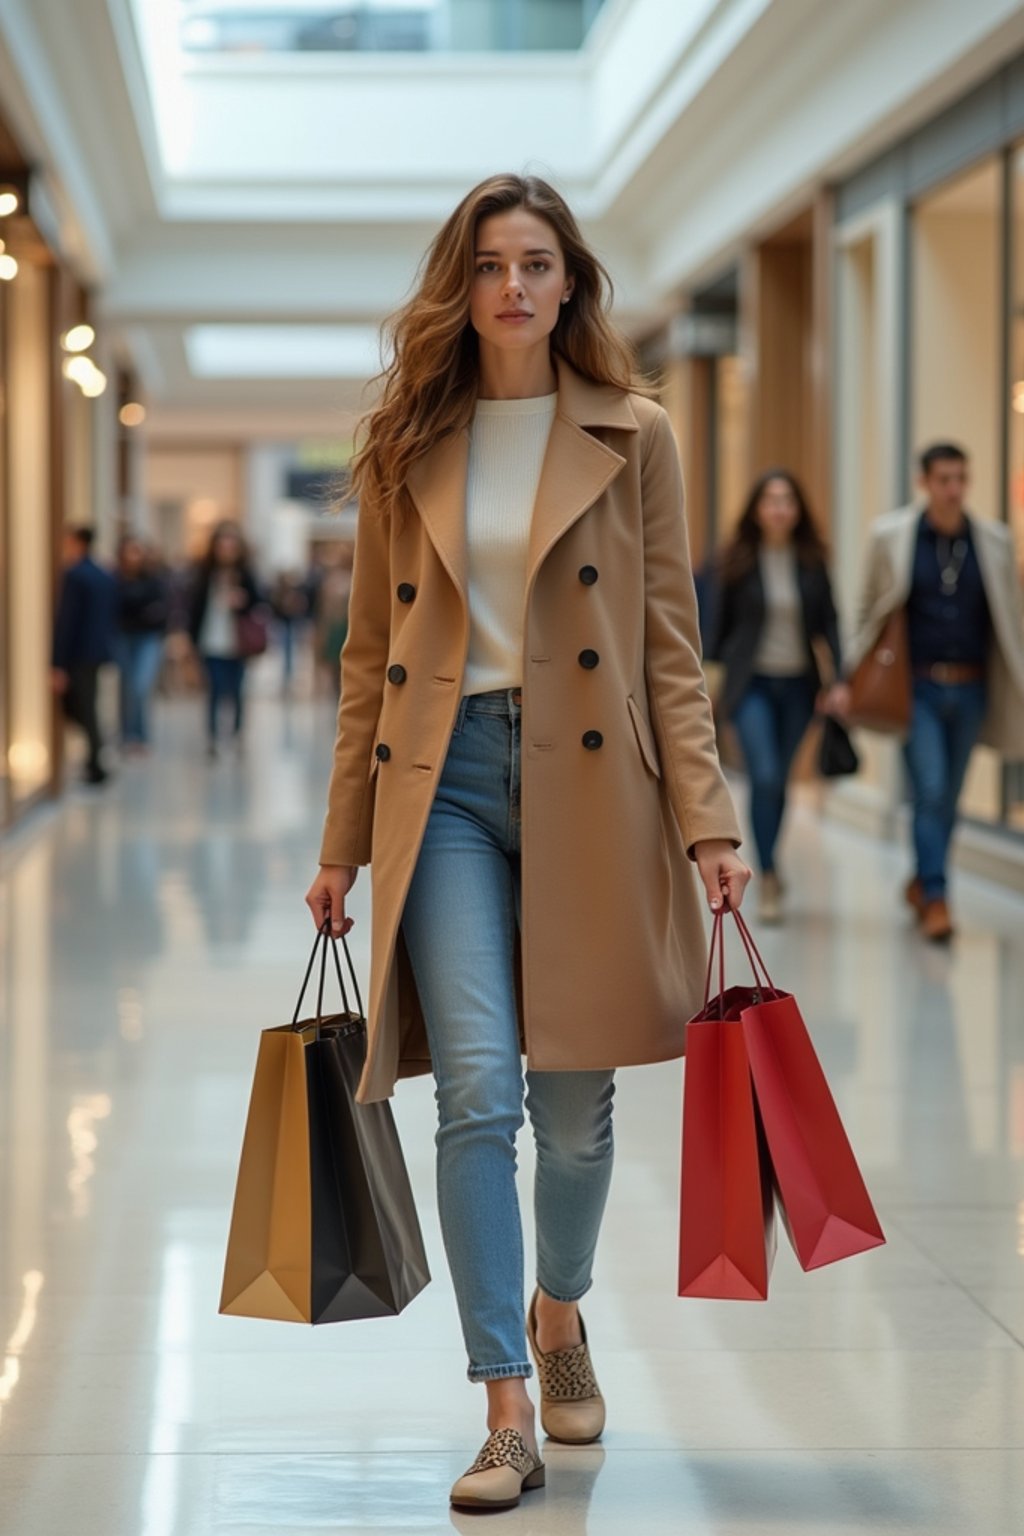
[220,926,430,1323]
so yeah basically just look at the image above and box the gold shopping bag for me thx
[219,929,430,1324]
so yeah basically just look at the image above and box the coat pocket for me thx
[626,694,662,779]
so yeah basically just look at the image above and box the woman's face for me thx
[755,478,800,541]
[120,539,144,573]
[469,208,574,354]
[213,531,241,566]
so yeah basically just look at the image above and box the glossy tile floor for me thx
[2,690,1024,1535]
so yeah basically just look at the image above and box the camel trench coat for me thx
[320,360,742,1103]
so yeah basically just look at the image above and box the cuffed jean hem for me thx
[467,1361,534,1384]
[536,1277,594,1306]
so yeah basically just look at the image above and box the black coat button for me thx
[578,649,599,670]
[387,664,407,685]
[397,583,416,603]
[579,565,598,585]
[582,730,603,750]
[375,742,391,761]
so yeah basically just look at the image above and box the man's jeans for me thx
[401,688,616,1382]
[903,679,987,901]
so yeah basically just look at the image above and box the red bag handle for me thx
[727,904,776,992]
[702,909,727,1012]
[701,903,777,1015]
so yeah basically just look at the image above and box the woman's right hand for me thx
[305,864,358,936]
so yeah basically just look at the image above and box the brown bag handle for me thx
[291,923,364,1032]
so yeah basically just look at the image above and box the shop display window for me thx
[912,157,1012,829]
[4,260,53,810]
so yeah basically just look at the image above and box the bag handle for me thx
[701,903,777,1015]
[727,905,776,993]
[701,909,727,1013]
[291,922,365,1032]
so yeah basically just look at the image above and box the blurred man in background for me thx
[51,525,118,785]
[849,444,1024,941]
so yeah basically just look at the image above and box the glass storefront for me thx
[908,151,1024,834]
[1004,146,1024,830]
[1,256,56,816]
[0,114,101,832]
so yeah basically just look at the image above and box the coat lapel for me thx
[526,359,635,589]
[405,428,470,601]
[888,506,920,601]
[403,361,638,604]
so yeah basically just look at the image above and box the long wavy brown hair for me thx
[718,468,829,586]
[350,173,643,520]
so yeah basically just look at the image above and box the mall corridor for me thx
[1,691,1023,1535]
[3,2,1024,1533]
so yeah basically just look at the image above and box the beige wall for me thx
[912,161,1001,522]
[144,446,245,563]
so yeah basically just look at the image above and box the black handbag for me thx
[220,926,430,1324]
[818,714,860,778]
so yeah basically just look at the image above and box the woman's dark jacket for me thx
[187,564,261,647]
[116,572,170,636]
[707,553,842,720]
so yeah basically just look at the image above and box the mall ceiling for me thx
[1,0,1022,440]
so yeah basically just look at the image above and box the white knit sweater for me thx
[463,392,557,695]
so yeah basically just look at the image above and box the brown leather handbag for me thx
[848,607,911,732]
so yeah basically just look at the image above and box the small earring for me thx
[561,295,570,305]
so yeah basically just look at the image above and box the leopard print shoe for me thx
[526,1288,606,1444]
[449,1428,546,1510]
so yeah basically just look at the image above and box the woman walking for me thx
[305,174,749,1513]
[188,521,261,757]
[114,536,169,753]
[709,470,846,924]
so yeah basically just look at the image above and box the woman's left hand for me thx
[693,840,752,913]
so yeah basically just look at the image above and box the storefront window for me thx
[1004,145,1024,830]
[5,260,53,809]
[912,157,1008,827]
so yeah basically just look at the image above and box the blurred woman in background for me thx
[709,469,848,923]
[115,535,169,755]
[188,521,262,757]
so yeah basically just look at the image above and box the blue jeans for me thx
[903,679,987,901]
[203,655,245,743]
[731,673,817,874]
[401,689,616,1382]
[116,632,164,744]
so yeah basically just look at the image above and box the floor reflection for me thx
[0,699,1023,1534]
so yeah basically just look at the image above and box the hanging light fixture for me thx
[62,354,107,397]
[62,324,96,353]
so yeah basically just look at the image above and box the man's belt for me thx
[913,662,986,685]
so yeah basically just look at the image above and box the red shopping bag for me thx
[727,907,886,1272]
[678,912,776,1300]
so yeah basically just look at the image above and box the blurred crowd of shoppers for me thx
[51,519,351,777]
[705,442,1024,941]
[48,437,1024,947]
